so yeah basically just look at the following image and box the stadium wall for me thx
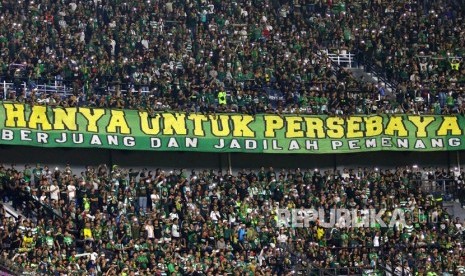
[0,145,462,171]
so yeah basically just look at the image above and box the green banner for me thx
[0,103,464,153]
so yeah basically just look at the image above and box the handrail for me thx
[277,242,386,275]
[34,84,69,96]
[320,50,355,68]
[417,179,458,197]
[0,78,387,106]
[1,76,463,108]
[289,266,383,276]
[0,257,23,275]
[2,81,28,100]
[350,48,399,94]
[1,204,20,221]
[20,191,64,222]
[298,244,456,275]
[369,63,398,93]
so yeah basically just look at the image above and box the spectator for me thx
[5,0,462,115]
[0,163,463,275]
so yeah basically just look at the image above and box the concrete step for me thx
[348,68,393,95]
[443,200,465,221]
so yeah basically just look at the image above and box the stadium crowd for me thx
[1,1,465,276]
[0,163,465,275]
[0,0,464,116]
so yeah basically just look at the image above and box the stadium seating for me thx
[0,1,462,115]
[0,164,464,275]
[1,0,465,275]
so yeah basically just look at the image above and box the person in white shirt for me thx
[228,212,237,224]
[277,229,288,244]
[49,181,60,201]
[67,181,76,203]
[144,220,154,239]
[171,219,180,238]
[39,191,47,203]
[169,208,179,221]
[373,232,380,247]
[210,206,221,222]
[186,198,196,213]
[150,190,160,209]
[42,166,53,182]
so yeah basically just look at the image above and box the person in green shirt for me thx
[32,164,42,184]
[23,165,32,183]
[136,252,149,269]
[63,232,73,248]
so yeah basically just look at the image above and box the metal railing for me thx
[24,193,64,222]
[301,267,383,276]
[35,84,70,96]
[319,49,356,68]
[106,84,150,96]
[369,62,398,93]
[2,81,71,100]
[289,266,383,276]
[1,204,20,221]
[0,257,22,276]
[411,178,458,199]
[278,242,386,275]
[10,189,65,223]
[2,81,27,100]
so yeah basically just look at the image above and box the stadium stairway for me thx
[1,194,63,223]
[443,200,465,221]
[2,202,22,221]
[349,68,389,90]
[348,67,394,95]
[319,49,395,96]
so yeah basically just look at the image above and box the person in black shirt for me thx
[153,220,163,240]
[137,180,148,214]
[76,181,87,211]
[90,189,100,214]
[9,229,21,250]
